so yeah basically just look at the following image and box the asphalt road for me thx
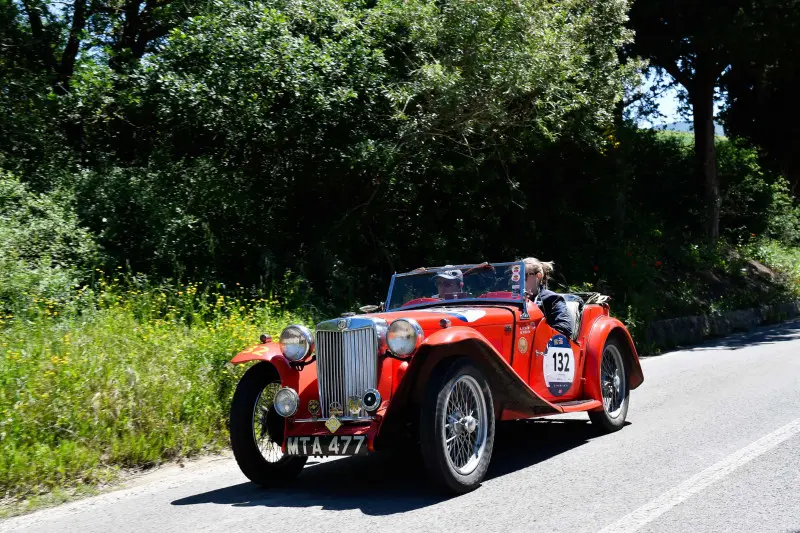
[3,320,800,533]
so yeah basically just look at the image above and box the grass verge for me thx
[0,274,310,504]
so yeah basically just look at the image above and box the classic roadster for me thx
[228,261,644,493]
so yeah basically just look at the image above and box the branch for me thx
[57,0,89,90]
[20,0,58,73]
[652,55,692,90]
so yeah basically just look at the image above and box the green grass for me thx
[744,239,800,286]
[0,274,310,502]
[654,129,728,144]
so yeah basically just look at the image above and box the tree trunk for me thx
[691,77,720,242]
[21,0,58,74]
[57,0,88,92]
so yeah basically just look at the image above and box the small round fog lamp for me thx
[273,387,299,417]
[362,388,382,412]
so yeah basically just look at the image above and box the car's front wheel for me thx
[588,337,630,433]
[230,362,307,486]
[420,358,495,493]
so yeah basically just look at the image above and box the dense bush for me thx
[0,173,97,314]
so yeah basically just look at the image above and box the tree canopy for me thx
[1,0,799,310]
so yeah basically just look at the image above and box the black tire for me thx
[588,336,630,433]
[420,358,495,494]
[229,362,307,486]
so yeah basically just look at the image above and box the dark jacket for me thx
[537,288,573,338]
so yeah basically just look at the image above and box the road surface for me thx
[3,320,800,533]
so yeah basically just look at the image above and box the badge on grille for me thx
[337,319,348,330]
[329,401,343,418]
[307,400,321,420]
[325,415,342,434]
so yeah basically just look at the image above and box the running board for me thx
[554,399,602,413]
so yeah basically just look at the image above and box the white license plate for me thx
[286,435,367,456]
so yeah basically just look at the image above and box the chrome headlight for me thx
[387,318,423,356]
[274,387,299,417]
[279,325,314,361]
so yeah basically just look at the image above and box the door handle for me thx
[535,350,545,358]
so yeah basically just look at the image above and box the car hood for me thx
[367,305,515,330]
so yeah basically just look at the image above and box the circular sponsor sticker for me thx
[512,265,521,273]
[518,337,529,353]
[511,273,521,282]
[543,334,575,396]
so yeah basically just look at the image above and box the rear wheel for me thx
[420,359,495,493]
[230,363,307,485]
[588,337,630,433]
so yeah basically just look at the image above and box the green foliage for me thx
[0,275,309,500]
[60,0,634,297]
[0,172,97,314]
[766,180,800,245]
[744,239,800,289]
[718,139,800,245]
[720,0,800,194]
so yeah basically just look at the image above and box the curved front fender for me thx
[392,327,560,419]
[419,325,495,347]
[584,316,645,403]
[230,343,301,390]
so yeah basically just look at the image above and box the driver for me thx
[522,257,573,338]
[433,268,464,299]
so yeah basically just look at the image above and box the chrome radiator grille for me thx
[316,327,378,418]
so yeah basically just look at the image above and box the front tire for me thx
[588,337,630,433]
[229,363,307,486]
[420,358,495,494]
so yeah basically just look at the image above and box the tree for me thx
[12,0,89,91]
[720,0,800,196]
[4,0,205,92]
[72,0,635,297]
[95,0,208,73]
[628,0,757,241]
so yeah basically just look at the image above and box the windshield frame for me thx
[384,261,527,312]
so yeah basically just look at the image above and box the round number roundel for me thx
[543,334,575,397]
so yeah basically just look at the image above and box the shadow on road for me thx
[685,319,800,352]
[171,418,604,515]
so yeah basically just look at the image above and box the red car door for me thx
[530,319,583,402]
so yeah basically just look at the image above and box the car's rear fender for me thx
[584,316,644,403]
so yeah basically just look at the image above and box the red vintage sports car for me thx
[228,261,644,493]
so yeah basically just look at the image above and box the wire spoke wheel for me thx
[600,344,626,418]
[441,375,488,476]
[230,363,306,486]
[252,381,284,463]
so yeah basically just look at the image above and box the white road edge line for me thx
[597,417,800,533]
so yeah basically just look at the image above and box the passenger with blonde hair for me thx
[521,257,573,338]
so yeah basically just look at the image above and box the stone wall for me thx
[646,301,800,351]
